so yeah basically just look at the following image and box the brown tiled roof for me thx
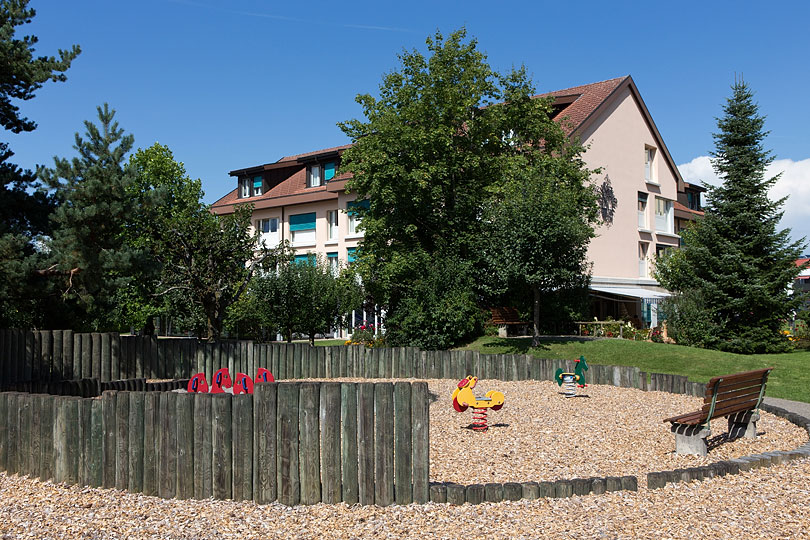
[674,201,704,217]
[279,143,354,163]
[214,75,687,213]
[535,76,628,135]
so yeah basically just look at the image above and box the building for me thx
[212,75,697,329]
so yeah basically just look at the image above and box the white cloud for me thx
[678,156,810,249]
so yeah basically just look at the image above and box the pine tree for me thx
[0,0,80,327]
[39,104,142,330]
[656,80,806,353]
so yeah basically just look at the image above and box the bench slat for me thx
[710,386,766,404]
[663,410,706,425]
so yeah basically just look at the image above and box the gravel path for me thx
[0,380,806,539]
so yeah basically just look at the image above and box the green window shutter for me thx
[327,252,338,259]
[347,247,357,263]
[289,212,316,231]
[253,176,262,189]
[294,254,314,265]
[324,162,336,181]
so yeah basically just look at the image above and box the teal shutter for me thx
[347,247,357,263]
[347,199,370,215]
[324,162,335,181]
[253,176,262,189]
[294,254,314,265]
[289,212,316,231]
[327,252,338,260]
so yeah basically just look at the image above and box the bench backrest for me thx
[490,307,524,325]
[701,367,772,421]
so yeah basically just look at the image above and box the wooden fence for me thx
[0,381,429,506]
[0,330,704,396]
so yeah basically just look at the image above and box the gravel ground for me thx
[425,379,807,486]
[1,380,806,539]
[2,460,809,539]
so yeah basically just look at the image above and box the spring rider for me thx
[451,376,505,432]
[554,356,589,397]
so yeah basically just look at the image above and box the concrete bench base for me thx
[728,411,759,439]
[671,423,711,456]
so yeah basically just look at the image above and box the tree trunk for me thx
[309,333,315,347]
[532,285,541,348]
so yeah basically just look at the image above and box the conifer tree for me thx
[40,104,142,329]
[0,0,80,327]
[656,80,805,353]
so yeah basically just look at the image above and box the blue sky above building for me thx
[9,0,810,243]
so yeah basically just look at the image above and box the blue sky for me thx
[8,0,810,244]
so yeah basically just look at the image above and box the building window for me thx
[307,164,322,188]
[347,199,369,236]
[655,197,673,233]
[347,247,357,264]
[294,253,315,265]
[327,210,338,241]
[638,192,648,229]
[327,252,339,274]
[686,191,700,211]
[257,217,279,247]
[655,244,674,259]
[252,176,263,197]
[239,178,250,198]
[289,212,316,245]
[639,242,648,278]
[644,147,656,183]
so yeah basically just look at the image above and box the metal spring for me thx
[563,380,577,398]
[471,407,488,431]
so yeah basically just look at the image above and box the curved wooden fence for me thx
[0,329,716,506]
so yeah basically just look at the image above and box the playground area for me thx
[0,376,808,539]
[426,379,806,487]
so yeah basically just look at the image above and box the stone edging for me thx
[428,476,638,504]
[647,404,810,489]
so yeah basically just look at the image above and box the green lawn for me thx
[455,336,810,403]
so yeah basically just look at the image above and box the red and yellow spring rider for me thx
[451,376,504,432]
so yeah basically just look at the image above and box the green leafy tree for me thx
[247,251,363,344]
[339,28,553,348]
[39,104,140,330]
[149,202,270,341]
[115,143,206,332]
[0,0,80,327]
[656,80,806,353]
[486,158,598,346]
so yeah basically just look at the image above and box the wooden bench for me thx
[490,307,530,338]
[663,368,772,455]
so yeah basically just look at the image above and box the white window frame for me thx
[638,192,648,230]
[644,146,657,184]
[291,228,316,246]
[307,164,322,188]
[655,197,673,234]
[327,210,338,241]
[639,242,648,278]
[252,176,263,197]
[257,217,279,247]
[239,178,250,198]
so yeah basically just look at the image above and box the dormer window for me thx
[324,162,336,181]
[239,176,263,198]
[307,164,322,188]
[687,191,700,211]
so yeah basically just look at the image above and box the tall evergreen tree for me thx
[656,80,806,353]
[0,0,80,327]
[39,104,141,330]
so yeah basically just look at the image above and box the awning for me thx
[590,286,670,304]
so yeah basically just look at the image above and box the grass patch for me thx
[456,336,810,403]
